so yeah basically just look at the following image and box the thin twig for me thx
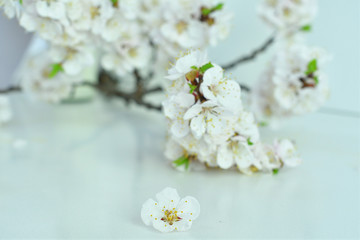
[223,35,275,70]
[0,86,21,94]
[239,84,251,92]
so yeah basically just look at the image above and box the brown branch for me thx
[223,35,275,70]
[0,86,21,94]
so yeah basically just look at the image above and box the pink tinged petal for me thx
[217,144,234,169]
[190,115,206,139]
[184,102,202,120]
[156,187,181,210]
[141,198,162,226]
[177,196,201,220]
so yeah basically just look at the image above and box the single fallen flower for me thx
[141,187,200,233]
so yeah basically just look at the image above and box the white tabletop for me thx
[0,94,358,239]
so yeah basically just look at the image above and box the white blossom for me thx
[141,187,200,233]
[251,44,330,125]
[258,0,318,35]
[20,53,75,104]
[0,0,21,18]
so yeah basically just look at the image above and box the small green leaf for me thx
[213,3,224,11]
[247,138,253,146]
[110,0,118,6]
[259,121,268,127]
[300,24,312,32]
[191,66,198,70]
[199,62,214,73]
[48,63,64,78]
[305,59,317,75]
[173,156,190,170]
[188,83,197,94]
[314,76,319,84]
[273,168,279,175]
[202,3,224,16]
[19,0,23,5]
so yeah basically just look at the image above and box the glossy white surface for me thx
[0,95,358,239]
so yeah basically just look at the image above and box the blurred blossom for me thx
[1,0,231,103]
[251,44,330,125]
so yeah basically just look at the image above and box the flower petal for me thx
[156,187,181,210]
[177,196,201,220]
[190,115,206,139]
[217,144,234,169]
[141,198,162,226]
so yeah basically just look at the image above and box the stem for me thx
[0,86,21,94]
[223,35,275,70]
[93,70,163,111]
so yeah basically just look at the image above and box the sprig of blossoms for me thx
[258,0,317,36]
[163,50,301,174]
[251,44,330,125]
[1,0,231,103]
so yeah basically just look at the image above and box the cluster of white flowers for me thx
[1,0,230,103]
[141,187,200,233]
[258,0,317,36]
[251,44,330,124]
[163,50,301,174]
[253,0,329,125]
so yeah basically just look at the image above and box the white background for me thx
[0,0,359,239]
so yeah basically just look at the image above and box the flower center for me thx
[175,21,188,34]
[90,6,100,19]
[161,210,182,225]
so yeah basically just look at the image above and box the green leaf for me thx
[199,62,214,73]
[300,24,312,32]
[191,66,198,70]
[314,76,319,84]
[272,168,279,175]
[19,0,23,5]
[173,156,190,170]
[188,83,197,94]
[202,3,224,15]
[48,63,64,78]
[110,0,118,5]
[305,59,317,75]
[259,121,268,127]
[247,138,253,146]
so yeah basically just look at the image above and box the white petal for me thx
[234,144,255,169]
[141,198,162,226]
[190,115,206,139]
[217,144,234,169]
[184,102,202,120]
[153,218,176,233]
[171,120,190,138]
[177,196,200,221]
[156,187,181,210]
